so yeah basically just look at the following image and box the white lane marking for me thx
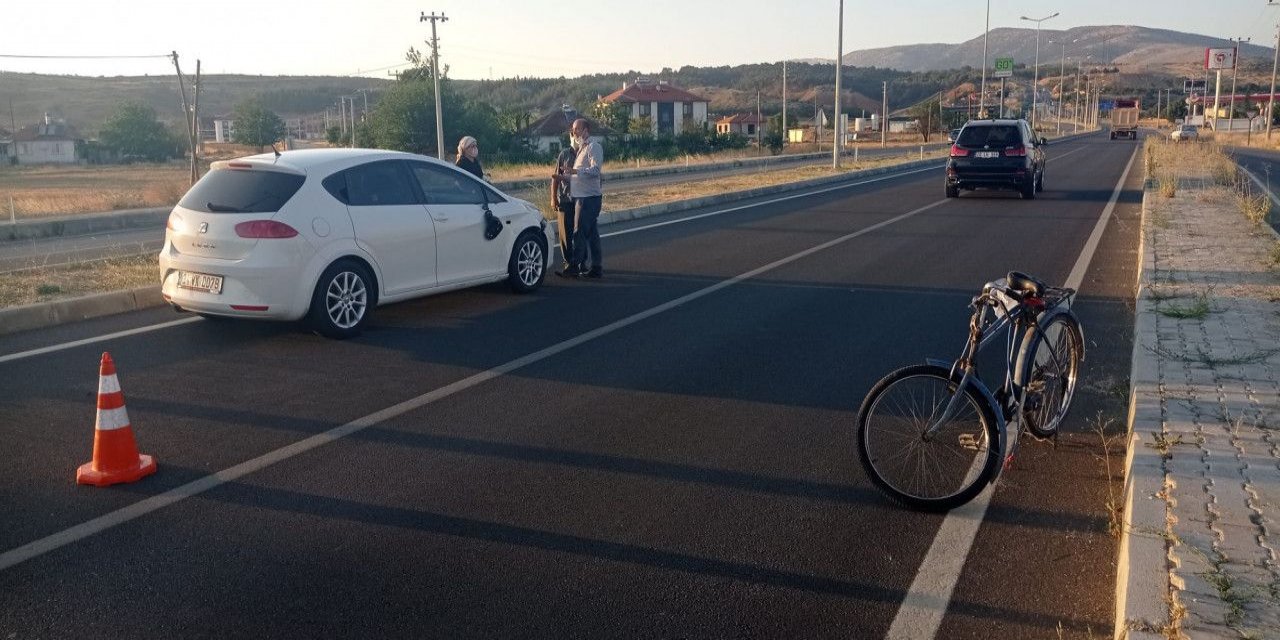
[885,142,1139,640]
[0,317,201,366]
[0,198,952,573]
[601,164,943,238]
[1065,144,1140,290]
[603,138,1094,241]
[3,139,1099,366]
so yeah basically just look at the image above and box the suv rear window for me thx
[178,168,306,214]
[957,125,1022,147]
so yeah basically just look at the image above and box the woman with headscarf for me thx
[455,136,485,180]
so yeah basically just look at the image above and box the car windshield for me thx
[178,169,306,214]
[956,125,1020,147]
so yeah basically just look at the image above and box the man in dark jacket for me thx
[551,144,578,270]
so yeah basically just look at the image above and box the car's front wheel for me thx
[308,259,376,339]
[508,230,546,293]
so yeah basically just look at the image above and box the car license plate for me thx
[177,271,223,294]
[976,151,999,158]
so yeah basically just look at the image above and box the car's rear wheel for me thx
[1035,170,1044,192]
[308,259,376,339]
[945,185,959,198]
[508,230,546,293]
[1020,179,1037,200]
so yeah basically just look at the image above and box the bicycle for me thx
[855,271,1085,511]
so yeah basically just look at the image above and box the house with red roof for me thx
[598,78,709,137]
[715,113,767,139]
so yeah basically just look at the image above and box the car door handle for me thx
[432,216,448,222]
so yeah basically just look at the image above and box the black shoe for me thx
[556,267,581,278]
[580,269,603,279]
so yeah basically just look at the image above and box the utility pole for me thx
[782,60,787,147]
[420,11,449,159]
[881,80,887,147]
[191,60,201,183]
[1056,41,1066,135]
[1268,5,1280,139]
[1229,37,1249,134]
[1020,12,1059,128]
[170,52,197,186]
[757,89,762,154]
[833,0,843,169]
[1075,63,1082,131]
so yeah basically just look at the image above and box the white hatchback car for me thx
[1171,125,1198,141]
[159,149,553,338]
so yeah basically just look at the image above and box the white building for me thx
[599,78,709,137]
[516,105,614,155]
[12,116,80,164]
[213,117,235,143]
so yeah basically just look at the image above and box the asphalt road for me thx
[0,144,944,274]
[1226,144,1280,234]
[0,131,1143,639]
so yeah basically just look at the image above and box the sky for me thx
[3,0,1280,80]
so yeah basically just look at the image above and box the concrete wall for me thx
[16,140,76,164]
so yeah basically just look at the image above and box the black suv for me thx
[945,119,1046,199]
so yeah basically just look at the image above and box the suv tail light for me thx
[235,220,299,238]
[1004,145,1027,157]
[949,144,970,157]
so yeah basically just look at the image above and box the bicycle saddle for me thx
[1006,271,1046,298]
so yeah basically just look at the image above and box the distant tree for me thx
[325,125,344,146]
[231,99,286,151]
[592,101,630,134]
[628,116,654,136]
[909,95,941,143]
[99,102,175,162]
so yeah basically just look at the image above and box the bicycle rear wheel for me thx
[1017,311,1083,438]
[856,364,1001,511]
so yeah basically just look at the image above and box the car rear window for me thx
[178,168,306,214]
[957,125,1021,147]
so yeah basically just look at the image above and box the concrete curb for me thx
[1113,182,1172,640]
[4,207,170,242]
[0,129,1099,337]
[0,286,164,335]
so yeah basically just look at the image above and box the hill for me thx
[839,25,1275,72]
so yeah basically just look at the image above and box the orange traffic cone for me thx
[76,352,157,486]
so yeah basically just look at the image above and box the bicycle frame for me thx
[922,283,1074,473]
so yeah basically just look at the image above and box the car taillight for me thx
[235,220,298,238]
[227,162,253,170]
[1004,145,1027,157]
[166,213,178,231]
[949,144,969,157]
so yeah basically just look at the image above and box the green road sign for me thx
[994,57,1014,78]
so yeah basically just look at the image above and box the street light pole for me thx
[1020,12,1059,129]
[979,0,990,117]
[833,0,843,169]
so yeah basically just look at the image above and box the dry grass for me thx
[0,254,156,307]
[0,164,189,220]
[602,151,946,214]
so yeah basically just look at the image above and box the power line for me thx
[0,53,170,59]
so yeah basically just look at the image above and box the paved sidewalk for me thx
[1122,164,1280,639]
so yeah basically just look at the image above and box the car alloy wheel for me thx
[309,259,376,339]
[517,238,543,287]
[326,270,367,330]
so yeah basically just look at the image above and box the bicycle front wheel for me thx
[856,365,1001,511]
[1017,311,1083,438]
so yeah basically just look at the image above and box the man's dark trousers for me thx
[571,195,602,273]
